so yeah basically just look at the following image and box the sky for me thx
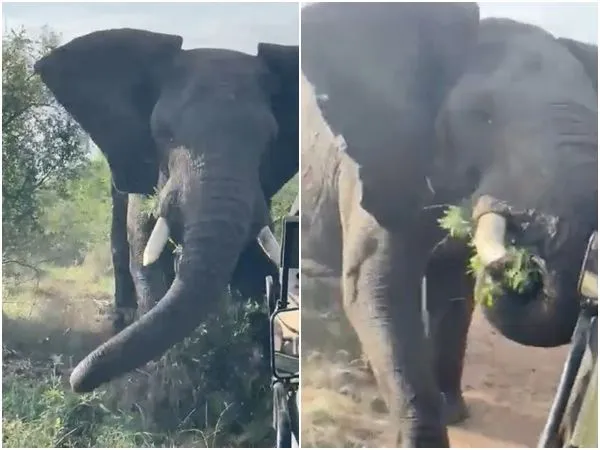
[300,2,597,44]
[3,2,596,53]
[2,2,299,54]
[477,2,597,44]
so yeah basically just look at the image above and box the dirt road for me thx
[301,307,569,448]
[449,308,567,448]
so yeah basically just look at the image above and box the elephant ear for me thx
[34,29,183,194]
[557,37,598,93]
[301,3,480,229]
[257,43,299,200]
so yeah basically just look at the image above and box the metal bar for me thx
[537,311,593,447]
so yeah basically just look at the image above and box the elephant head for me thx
[433,19,598,347]
[34,29,298,392]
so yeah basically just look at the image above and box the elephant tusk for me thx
[580,270,598,299]
[143,217,170,266]
[257,225,281,267]
[473,212,508,266]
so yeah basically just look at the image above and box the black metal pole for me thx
[537,311,593,447]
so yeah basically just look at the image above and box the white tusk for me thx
[257,226,281,267]
[580,270,598,299]
[473,212,508,266]
[143,217,170,266]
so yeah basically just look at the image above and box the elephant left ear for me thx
[34,29,183,194]
[257,43,299,199]
[557,37,598,93]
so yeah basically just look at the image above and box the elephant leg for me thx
[341,208,448,447]
[127,195,173,316]
[110,186,137,333]
[426,254,474,425]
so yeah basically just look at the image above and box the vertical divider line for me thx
[296,2,303,447]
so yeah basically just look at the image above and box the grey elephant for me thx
[34,29,298,393]
[433,18,597,348]
[301,2,597,447]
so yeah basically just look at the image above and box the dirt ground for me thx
[449,308,567,447]
[301,307,569,448]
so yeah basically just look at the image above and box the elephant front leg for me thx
[341,213,448,447]
[426,254,474,425]
[110,186,137,334]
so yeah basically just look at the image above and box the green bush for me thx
[2,356,154,448]
[106,294,274,447]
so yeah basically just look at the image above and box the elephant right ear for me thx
[257,43,299,199]
[557,37,598,93]
[34,29,183,194]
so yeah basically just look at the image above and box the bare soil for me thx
[301,307,569,448]
[449,308,567,447]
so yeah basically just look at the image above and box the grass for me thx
[2,179,298,448]
[438,205,543,307]
[300,274,387,447]
[2,259,273,448]
[301,355,387,448]
[3,357,155,447]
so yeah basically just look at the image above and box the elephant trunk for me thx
[472,209,579,348]
[70,163,256,393]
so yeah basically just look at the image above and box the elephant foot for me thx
[442,391,469,425]
[110,307,137,335]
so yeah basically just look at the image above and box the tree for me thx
[40,155,112,266]
[2,27,87,265]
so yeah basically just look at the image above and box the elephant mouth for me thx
[469,194,589,347]
[470,195,574,306]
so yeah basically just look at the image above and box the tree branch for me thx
[2,101,52,128]
[2,258,44,288]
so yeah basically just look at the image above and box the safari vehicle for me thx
[266,215,300,448]
[538,231,597,448]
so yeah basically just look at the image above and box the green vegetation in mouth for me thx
[438,205,543,307]
[140,190,182,255]
[140,189,160,218]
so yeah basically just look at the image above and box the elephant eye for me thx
[465,166,481,188]
[471,108,493,124]
[152,120,175,146]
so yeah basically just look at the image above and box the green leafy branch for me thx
[140,188,160,218]
[438,205,542,306]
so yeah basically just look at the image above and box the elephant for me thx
[301,3,480,447]
[34,28,299,393]
[301,3,597,447]
[432,18,597,348]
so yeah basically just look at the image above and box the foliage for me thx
[2,358,154,448]
[438,205,542,306]
[437,205,472,240]
[271,174,299,239]
[2,27,87,264]
[39,157,112,266]
[3,162,298,447]
[106,295,275,447]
